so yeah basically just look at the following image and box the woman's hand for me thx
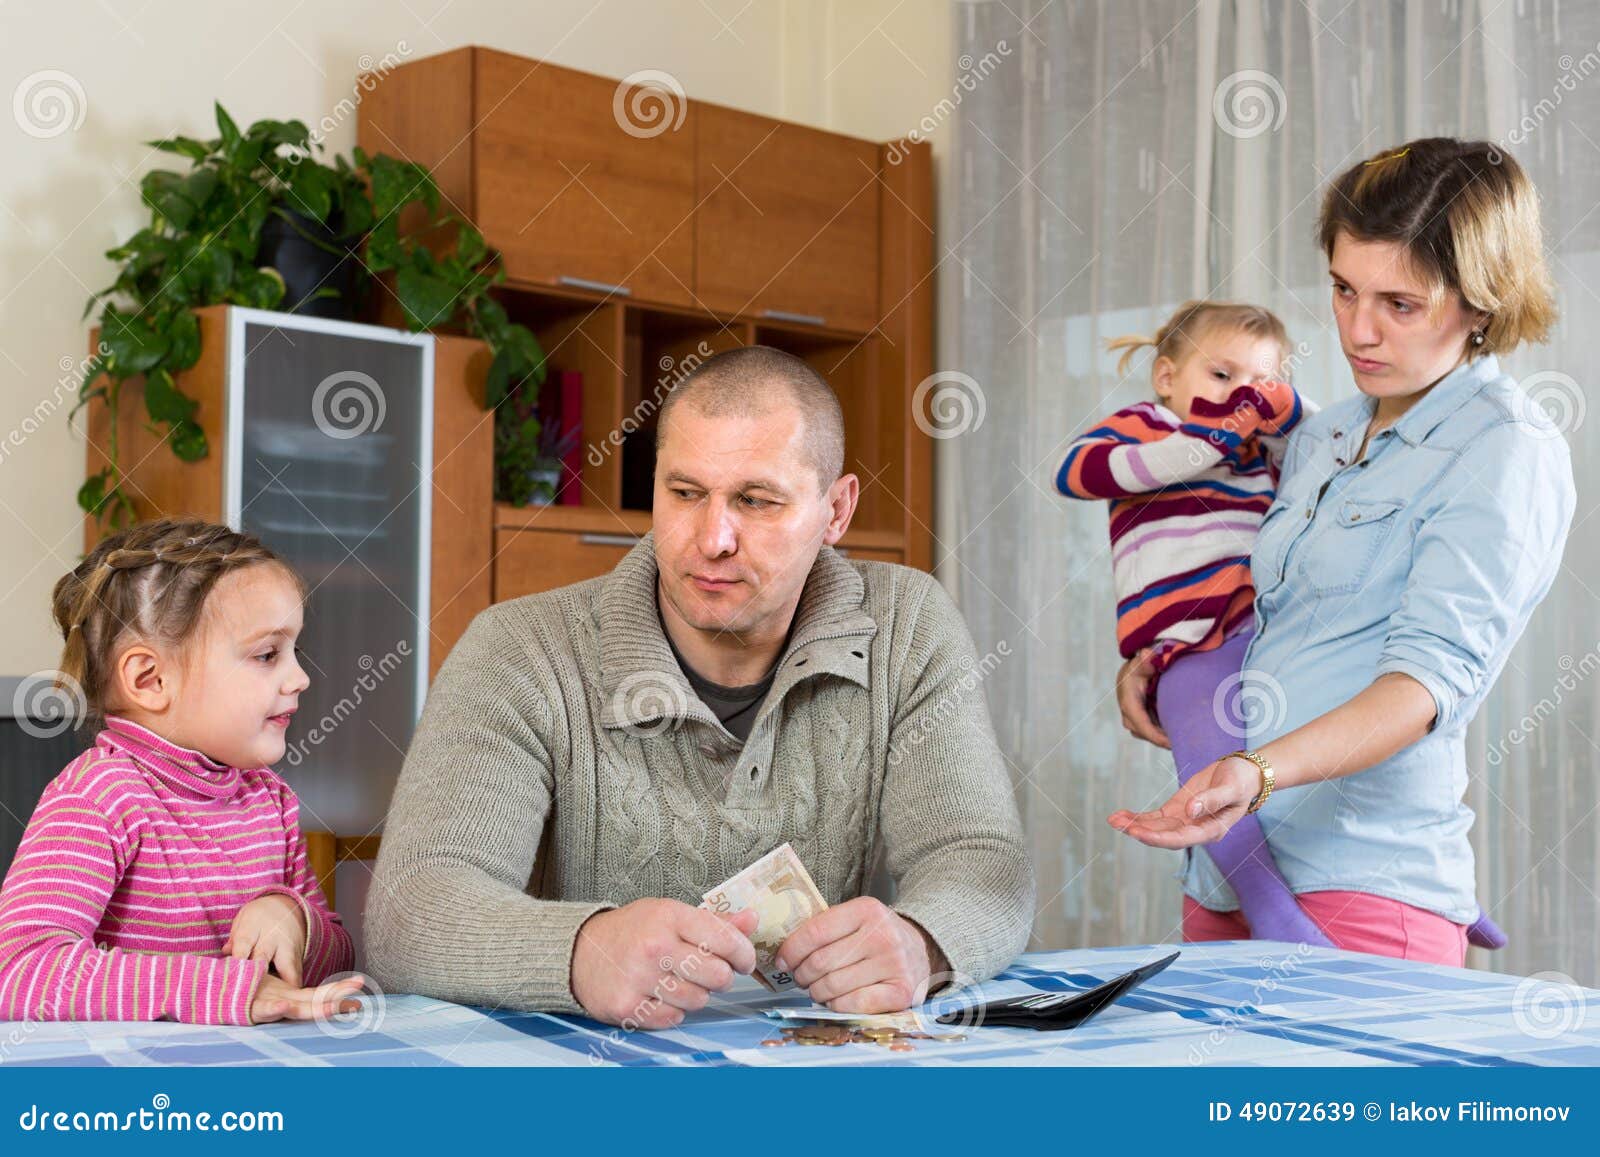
[226,893,308,987]
[1116,648,1171,749]
[250,972,367,1024]
[1107,754,1261,847]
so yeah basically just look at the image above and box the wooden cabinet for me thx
[358,46,936,618]
[473,50,697,302]
[494,526,640,600]
[360,48,697,305]
[694,106,881,333]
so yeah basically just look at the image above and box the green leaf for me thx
[182,167,219,212]
[395,266,460,330]
[454,222,487,267]
[366,152,435,220]
[338,186,374,237]
[285,162,334,223]
[77,468,110,516]
[101,307,169,374]
[365,219,402,272]
[249,118,310,149]
[147,136,213,161]
[166,309,201,370]
[143,368,197,426]
[141,170,197,230]
[215,103,241,154]
[473,294,508,335]
[229,266,286,309]
[485,348,512,409]
[168,418,208,462]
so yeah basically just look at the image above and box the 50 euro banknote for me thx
[700,843,827,991]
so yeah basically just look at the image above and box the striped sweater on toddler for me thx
[1055,380,1312,674]
[0,715,353,1025]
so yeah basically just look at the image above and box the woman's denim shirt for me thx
[1181,354,1575,922]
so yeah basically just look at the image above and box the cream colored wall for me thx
[0,0,953,675]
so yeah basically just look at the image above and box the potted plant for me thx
[77,102,549,526]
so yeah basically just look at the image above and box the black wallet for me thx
[934,950,1180,1031]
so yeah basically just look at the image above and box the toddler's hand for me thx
[226,893,308,987]
[1239,379,1301,436]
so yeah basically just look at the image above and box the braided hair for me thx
[51,518,305,724]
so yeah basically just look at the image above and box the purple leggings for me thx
[1153,629,1504,950]
[1154,630,1332,946]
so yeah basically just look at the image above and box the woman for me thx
[1108,138,1575,966]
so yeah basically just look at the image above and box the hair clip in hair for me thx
[1365,147,1410,166]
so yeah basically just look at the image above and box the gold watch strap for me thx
[1228,749,1274,814]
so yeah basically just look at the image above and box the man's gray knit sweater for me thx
[364,534,1035,1013]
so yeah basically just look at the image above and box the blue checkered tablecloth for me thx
[3,941,1595,1067]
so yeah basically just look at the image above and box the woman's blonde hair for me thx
[1107,299,1291,378]
[1316,138,1556,357]
[52,517,304,724]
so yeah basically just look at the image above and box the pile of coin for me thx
[759,1024,967,1052]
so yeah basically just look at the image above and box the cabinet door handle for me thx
[558,275,632,297]
[579,533,642,548]
[760,308,827,327]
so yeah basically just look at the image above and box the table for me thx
[5,941,1595,1067]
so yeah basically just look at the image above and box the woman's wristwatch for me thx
[1227,749,1275,814]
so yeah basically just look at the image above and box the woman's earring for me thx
[1470,330,1486,346]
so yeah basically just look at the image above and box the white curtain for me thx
[941,0,1600,983]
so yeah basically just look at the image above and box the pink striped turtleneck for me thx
[0,715,352,1025]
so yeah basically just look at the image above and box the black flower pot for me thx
[257,207,364,319]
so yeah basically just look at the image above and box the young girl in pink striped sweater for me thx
[0,518,365,1025]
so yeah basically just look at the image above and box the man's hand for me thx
[250,972,365,1024]
[226,893,308,987]
[775,896,942,1014]
[571,898,758,1030]
[1116,648,1171,749]
[1107,753,1260,848]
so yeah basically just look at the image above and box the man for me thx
[365,346,1033,1029]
